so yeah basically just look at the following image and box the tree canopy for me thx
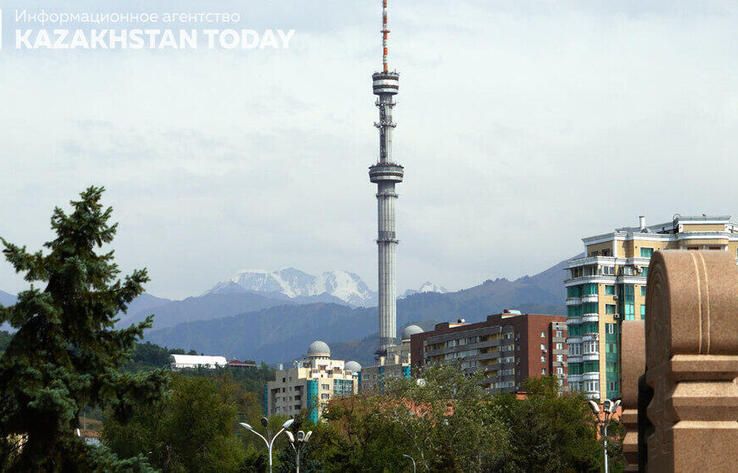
[0,186,168,472]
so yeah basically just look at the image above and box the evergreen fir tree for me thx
[0,186,168,472]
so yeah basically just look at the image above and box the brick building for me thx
[410,311,567,393]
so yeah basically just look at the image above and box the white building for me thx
[265,341,359,422]
[169,354,228,370]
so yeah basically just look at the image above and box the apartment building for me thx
[566,215,738,400]
[360,325,422,392]
[265,341,359,422]
[410,311,567,394]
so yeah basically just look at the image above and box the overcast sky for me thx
[1,1,737,299]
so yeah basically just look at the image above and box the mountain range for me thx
[1,258,571,364]
[206,268,377,307]
[143,258,569,363]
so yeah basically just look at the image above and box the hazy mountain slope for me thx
[117,292,298,330]
[0,290,16,307]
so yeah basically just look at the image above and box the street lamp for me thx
[285,429,312,473]
[588,399,621,473]
[239,417,295,473]
[402,454,417,473]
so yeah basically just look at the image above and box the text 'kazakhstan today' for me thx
[15,29,296,49]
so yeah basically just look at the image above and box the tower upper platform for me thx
[373,72,399,95]
[369,162,404,183]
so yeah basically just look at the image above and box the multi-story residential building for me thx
[410,311,567,394]
[360,325,422,392]
[265,341,359,422]
[566,215,738,400]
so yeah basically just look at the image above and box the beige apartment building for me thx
[265,341,360,422]
[566,215,738,400]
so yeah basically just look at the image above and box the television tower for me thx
[369,0,403,354]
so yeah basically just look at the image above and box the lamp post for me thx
[239,417,294,473]
[285,429,312,473]
[588,399,621,473]
[402,454,416,473]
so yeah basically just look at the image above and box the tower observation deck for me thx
[370,0,404,354]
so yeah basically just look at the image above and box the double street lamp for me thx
[588,399,621,473]
[239,417,294,473]
[285,429,313,473]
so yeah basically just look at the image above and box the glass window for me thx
[640,286,647,297]
[604,285,615,295]
[640,305,646,318]
[640,247,654,258]
[540,356,546,362]
[582,302,598,314]
[605,304,616,315]
[541,331,545,338]
[642,268,648,277]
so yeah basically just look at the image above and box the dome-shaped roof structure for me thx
[402,325,424,340]
[345,361,362,373]
[307,340,331,357]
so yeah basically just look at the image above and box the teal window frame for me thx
[640,247,654,258]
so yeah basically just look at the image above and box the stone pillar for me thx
[620,320,645,472]
[644,250,738,473]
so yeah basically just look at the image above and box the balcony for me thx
[581,294,598,303]
[567,255,616,269]
[582,353,600,362]
[582,313,599,323]
[567,355,582,364]
[582,372,600,381]
[566,297,581,306]
[566,336,582,345]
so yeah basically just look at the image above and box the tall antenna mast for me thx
[382,0,389,72]
[369,0,403,354]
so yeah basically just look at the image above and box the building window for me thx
[641,268,648,277]
[605,304,616,315]
[556,367,564,375]
[640,248,654,258]
[540,344,546,350]
[640,286,647,297]
[556,354,563,362]
[555,342,563,350]
[607,323,615,335]
[604,285,615,295]
[541,368,546,375]
[640,305,646,318]
[555,330,563,338]
[541,331,546,338]
[540,356,546,362]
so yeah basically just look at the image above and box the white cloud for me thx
[1,0,737,298]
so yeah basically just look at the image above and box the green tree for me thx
[487,376,605,473]
[103,373,262,473]
[0,186,168,472]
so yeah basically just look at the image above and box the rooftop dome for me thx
[402,325,424,340]
[345,361,362,373]
[307,340,331,357]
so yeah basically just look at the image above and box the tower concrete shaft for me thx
[369,0,403,354]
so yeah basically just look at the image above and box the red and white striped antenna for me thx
[382,0,389,73]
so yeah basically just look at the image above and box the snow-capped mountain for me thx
[402,281,448,298]
[207,268,377,307]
